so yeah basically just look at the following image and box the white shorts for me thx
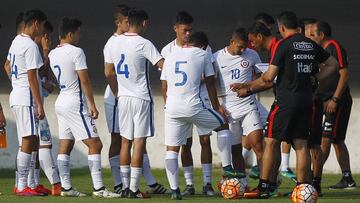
[11,105,38,145]
[255,99,269,127]
[38,116,52,146]
[165,108,224,146]
[229,109,262,145]
[118,97,154,140]
[55,105,98,141]
[104,102,120,134]
[185,97,212,139]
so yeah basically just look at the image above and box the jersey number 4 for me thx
[54,65,66,88]
[175,61,188,86]
[117,54,129,78]
[8,53,18,79]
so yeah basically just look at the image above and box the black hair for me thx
[128,8,148,27]
[315,21,332,38]
[174,10,193,25]
[114,4,130,20]
[59,17,82,39]
[23,9,47,25]
[254,12,275,26]
[232,27,248,42]
[44,20,53,33]
[248,22,272,37]
[188,31,208,48]
[16,12,24,29]
[277,11,298,29]
[298,17,317,34]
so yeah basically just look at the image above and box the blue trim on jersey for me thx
[29,89,33,107]
[207,108,224,125]
[29,106,35,135]
[145,61,154,136]
[78,78,91,138]
[111,99,118,133]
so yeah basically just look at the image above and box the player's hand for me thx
[0,110,6,127]
[36,105,45,120]
[236,88,250,98]
[216,106,228,123]
[230,83,246,92]
[326,100,337,114]
[89,105,99,119]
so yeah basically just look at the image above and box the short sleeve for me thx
[74,48,88,70]
[25,44,43,70]
[269,41,285,68]
[204,53,215,77]
[7,53,11,61]
[326,42,348,69]
[143,40,163,65]
[314,43,330,64]
[160,60,168,81]
[206,45,215,63]
[103,42,112,64]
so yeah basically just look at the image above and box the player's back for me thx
[108,33,162,101]
[162,47,214,117]
[49,44,87,108]
[8,34,43,106]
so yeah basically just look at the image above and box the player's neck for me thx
[127,27,142,35]
[115,29,125,35]
[175,38,186,47]
[22,28,35,40]
[321,38,332,49]
[59,39,72,46]
[226,46,237,56]
[265,36,275,51]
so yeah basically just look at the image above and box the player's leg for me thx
[119,136,132,196]
[280,142,296,179]
[181,135,195,195]
[198,133,214,196]
[27,136,39,190]
[143,147,167,194]
[292,139,311,183]
[229,122,246,174]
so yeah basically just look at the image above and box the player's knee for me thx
[199,135,211,147]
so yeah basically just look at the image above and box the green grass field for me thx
[0,168,359,202]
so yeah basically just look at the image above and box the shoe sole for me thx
[329,187,356,190]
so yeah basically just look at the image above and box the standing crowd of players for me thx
[0,4,357,200]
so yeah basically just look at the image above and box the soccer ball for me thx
[220,178,245,199]
[291,183,318,203]
[217,177,225,193]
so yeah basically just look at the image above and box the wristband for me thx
[246,87,253,95]
[331,96,339,103]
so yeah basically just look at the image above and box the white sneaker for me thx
[60,188,87,197]
[93,188,121,198]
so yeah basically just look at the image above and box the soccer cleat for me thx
[171,188,182,200]
[15,187,47,196]
[313,182,322,197]
[223,168,246,179]
[244,188,270,199]
[128,189,151,198]
[202,183,215,196]
[114,184,123,194]
[60,187,87,197]
[329,178,357,190]
[120,188,129,198]
[146,183,167,194]
[52,183,61,196]
[248,165,260,179]
[35,184,51,195]
[93,188,121,198]
[280,168,297,181]
[181,184,195,196]
[13,186,17,194]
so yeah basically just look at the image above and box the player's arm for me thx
[77,69,99,119]
[28,69,45,120]
[0,102,6,127]
[4,59,11,79]
[104,62,118,96]
[155,58,164,70]
[231,77,273,97]
[315,56,338,81]
[161,80,167,102]
[205,75,227,120]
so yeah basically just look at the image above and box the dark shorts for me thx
[322,94,352,143]
[265,102,311,144]
[309,96,324,147]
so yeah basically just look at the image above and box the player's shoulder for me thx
[213,47,227,59]
[105,33,119,45]
[161,40,175,56]
[14,34,37,49]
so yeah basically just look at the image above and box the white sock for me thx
[109,155,122,187]
[120,165,130,189]
[39,148,60,184]
[183,166,194,186]
[57,154,71,190]
[88,154,104,190]
[240,177,248,188]
[17,151,31,191]
[242,148,250,161]
[27,151,37,189]
[202,163,212,185]
[165,151,179,190]
[143,154,156,186]
[15,148,20,188]
[281,153,290,171]
[34,168,40,186]
[130,167,142,192]
[217,130,232,167]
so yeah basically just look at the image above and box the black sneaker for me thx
[313,182,322,196]
[171,188,182,200]
[120,188,129,198]
[128,189,151,198]
[114,184,123,194]
[202,183,215,196]
[146,183,167,194]
[329,178,357,190]
[181,185,195,196]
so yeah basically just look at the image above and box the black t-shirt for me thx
[270,33,330,107]
[318,40,349,101]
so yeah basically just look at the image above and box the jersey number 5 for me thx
[175,61,188,87]
[54,65,66,89]
[117,54,129,78]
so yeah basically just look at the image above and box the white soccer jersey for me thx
[8,33,44,107]
[161,47,214,117]
[48,43,88,108]
[107,32,163,101]
[214,47,261,117]
[161,39,214,103]
[103,33,119,105]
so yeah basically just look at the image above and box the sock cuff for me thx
[120,165,130,172]
[88,154,101,161]
[109,155,119,161]
[183,165,193,171]
[217,129,231,137]
[130,167,142,172]
[281,153,290,157]
[57,154,70,161]
[165,151,178,160]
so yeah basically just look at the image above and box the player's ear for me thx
[173,24,177,32]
